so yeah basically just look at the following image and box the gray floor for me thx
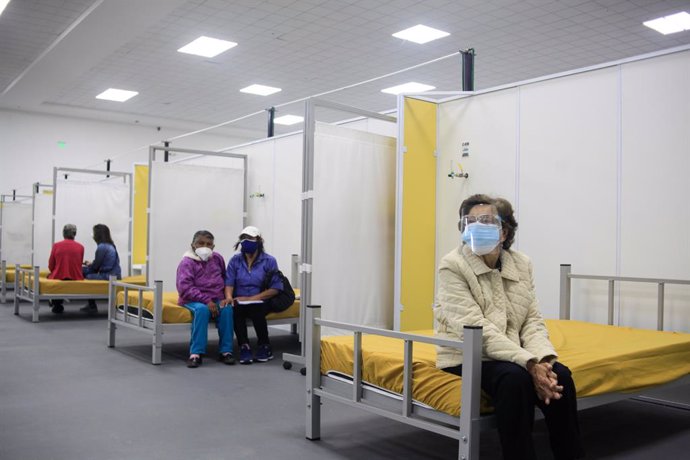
[1,298,689,460]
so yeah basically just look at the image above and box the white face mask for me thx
[194,247,212,261]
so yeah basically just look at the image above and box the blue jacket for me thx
[225,252,283,297]
[84,243,121,280]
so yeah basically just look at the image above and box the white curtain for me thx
[312,123,396,333]
[1,201,33,265]
[54,179,130,271]
[33,192,54,267]
[149,162,245,291]
[238,135,302,274]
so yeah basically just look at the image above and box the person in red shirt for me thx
[48,224,84,313]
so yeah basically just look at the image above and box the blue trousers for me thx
[182,302,234,355]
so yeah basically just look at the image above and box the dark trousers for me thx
[444,361,584,460]
[233,301,272,347]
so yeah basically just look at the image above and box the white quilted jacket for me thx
[434,244,556,369]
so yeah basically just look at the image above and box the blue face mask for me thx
[240,239,259,254]
[462,223,501,256]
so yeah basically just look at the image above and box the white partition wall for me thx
[147,148,246,290]
[312,123,397,332]
[224,134,303,273]
[0,195,33,265]
[619,51,690,330]
[53,169,132,275]
[428,47,690,331]
[32,185,53,267]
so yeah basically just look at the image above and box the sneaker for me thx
[186,355,202,368]
[254,344,273,363]
[239,344,253,365]
[218,353,235,365]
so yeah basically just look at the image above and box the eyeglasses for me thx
[459,214,502,230]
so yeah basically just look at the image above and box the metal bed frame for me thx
[107,258,302,365]
[13,265,113,322]
[305,265,690,460]
[1,260,13,303]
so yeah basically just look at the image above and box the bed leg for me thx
[305,305,321,440]
[107,275,116,348]
[13,265,20,315]
[31,266,40,323]
[152,280,163,365]
[459,326,483,460]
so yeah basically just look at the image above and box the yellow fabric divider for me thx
[133,164,149,265]
[320,320,690,416]
[400,97,437,331]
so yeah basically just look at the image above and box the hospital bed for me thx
[304,264,690,460]
[1,261,41,303]
[107,278,301,364]
[13,265,145,323]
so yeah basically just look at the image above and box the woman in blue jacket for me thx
[82,223,121,312]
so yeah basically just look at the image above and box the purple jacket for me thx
[176,250,226,305]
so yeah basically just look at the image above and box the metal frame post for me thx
[0,259,6,303]
[31,266,40,323]
[305,305,321,440]
[559,264,571,320]
[657,283,665,331]
[107,275,117,347]
[13,264,20,315]
[458,326,482,460]
[152,280,163,364]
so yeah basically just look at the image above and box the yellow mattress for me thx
[320,320,690,417]
[4,267,46,283]
[116,289,301,324]
[23,274,146,295]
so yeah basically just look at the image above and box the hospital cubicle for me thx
[0,193,33,303]
[395,47,690,334]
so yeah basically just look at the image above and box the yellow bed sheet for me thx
[116,289,301,324]
[32,275,146,295]
[320,320,690,417]
[5,267,48,283]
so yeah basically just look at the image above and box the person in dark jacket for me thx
[81,224,121,313]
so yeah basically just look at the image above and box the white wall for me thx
[0,109,251,196]
[436,50,690,331]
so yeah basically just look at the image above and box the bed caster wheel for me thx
[283,361,292,370]
[300,367,306,376]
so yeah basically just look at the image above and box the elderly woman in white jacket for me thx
[434,194,583,460]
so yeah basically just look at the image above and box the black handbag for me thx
[261,269,296,312]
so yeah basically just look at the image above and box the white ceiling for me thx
[1,0,690,137]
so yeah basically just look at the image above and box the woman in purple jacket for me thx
[176,230,235,368]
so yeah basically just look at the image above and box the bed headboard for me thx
[559,264,690,330]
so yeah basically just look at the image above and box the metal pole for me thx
[267,106,276,138]
[52,167,58,247]
[459,326,482,460]
[607,279,615,326]
[163,141,170,162]
[657,283,665,331]
[460,48,475,92]
[305,305,321,440]
[145,146,155,286]
[106,159,111,178]
[559,264,571,320]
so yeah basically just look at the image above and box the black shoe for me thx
[80,302,98,313]
[218,353,235,365]
[187,355,202,368]
[254,344,274,363]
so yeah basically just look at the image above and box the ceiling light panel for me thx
[392,24,450,44]
[177,36,237,57]
[381,82,435,95]
[643,11,690,35]
[95,88,139,102]
[274,115,304,125]
[240,84,282,96]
